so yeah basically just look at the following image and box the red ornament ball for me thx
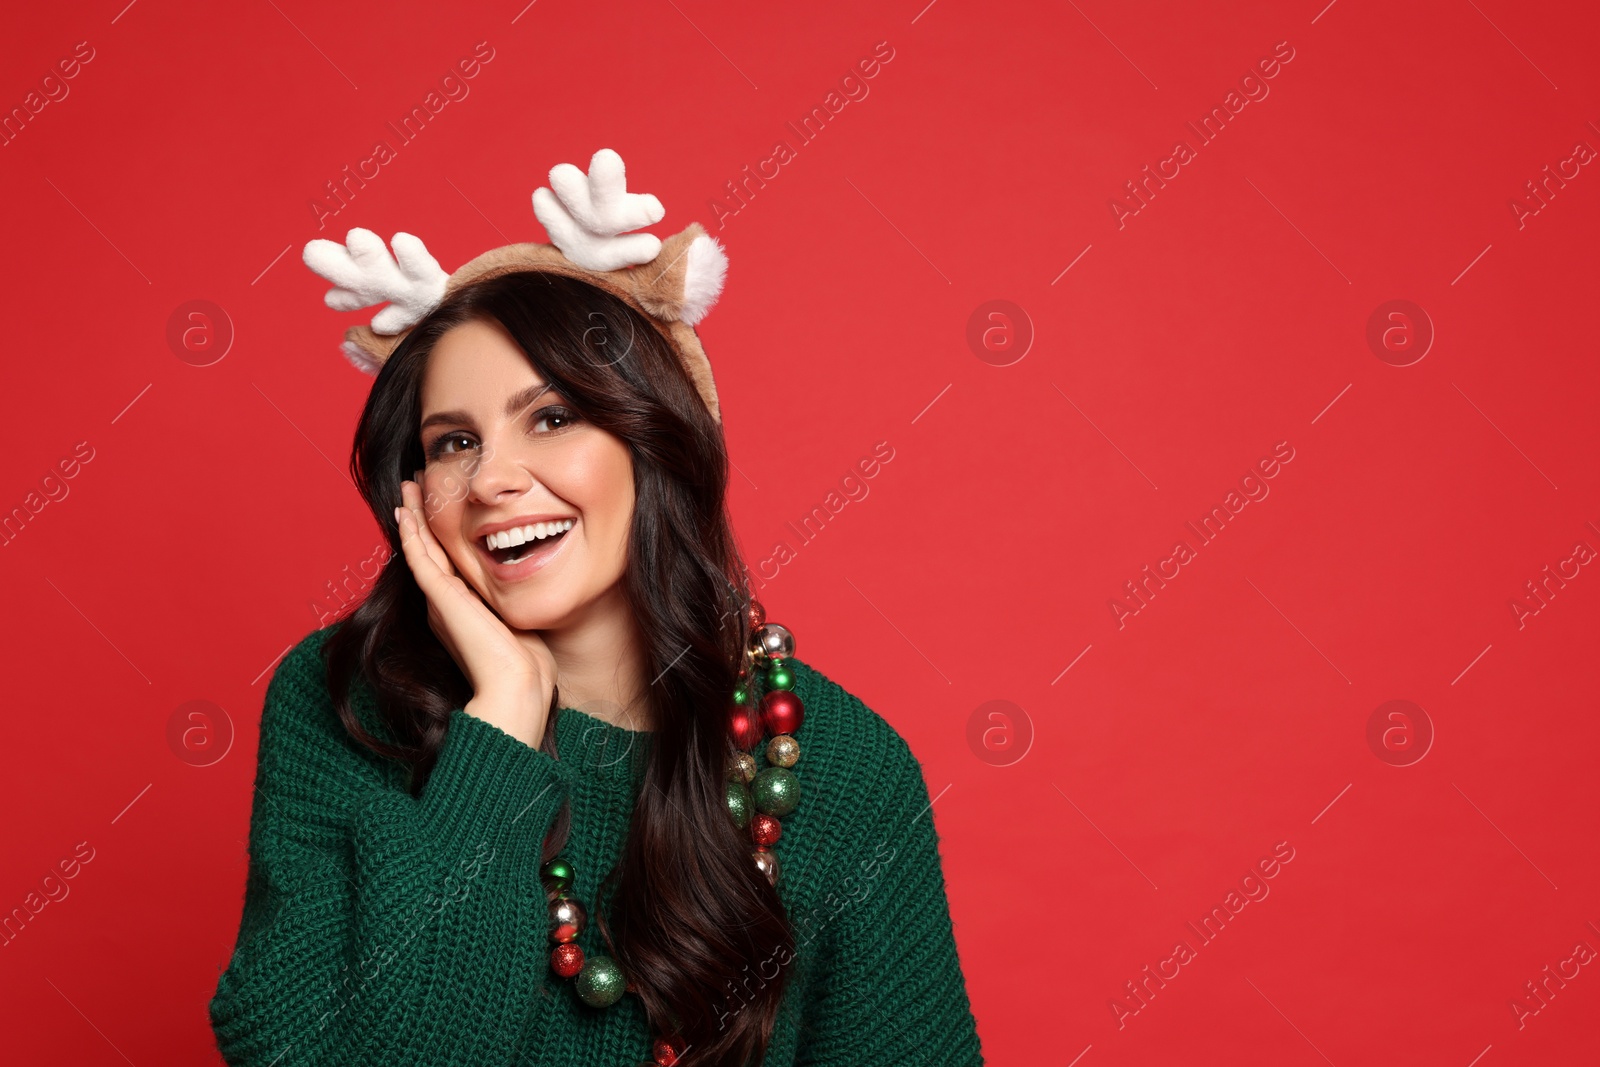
[750,811,782,848]
[760,690,805,736]
[729,704,764,749]
[550,942,585,978]
[653,1035,685,1066]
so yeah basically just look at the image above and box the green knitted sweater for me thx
[208,622,985,1065]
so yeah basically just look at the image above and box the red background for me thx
[2,1,1597,1063]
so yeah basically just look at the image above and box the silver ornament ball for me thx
[751,623,796,662]
[548,896,587,943]
[752,848,781,887]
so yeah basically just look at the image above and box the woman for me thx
[208,150,984,1066]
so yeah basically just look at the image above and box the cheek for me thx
[554,440,634,535]
[419,469,471,540]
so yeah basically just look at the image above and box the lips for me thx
[472,518,576,581]
[474,514,578,542]
[485,526,568,565]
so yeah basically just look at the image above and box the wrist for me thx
[464,686,552,748]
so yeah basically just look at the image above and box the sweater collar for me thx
[552,704,654,786]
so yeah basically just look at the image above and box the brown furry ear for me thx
[341,324,404,375]
[627,223,707,322]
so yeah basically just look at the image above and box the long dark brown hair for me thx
[320,270,791,1064]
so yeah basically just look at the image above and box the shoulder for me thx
[782,655,933,833]
[261,620,356,734]
[772,657,953,953]
[266,621,342,699]
[256,621,397,787]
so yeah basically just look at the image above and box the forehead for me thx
[420,318,554,414]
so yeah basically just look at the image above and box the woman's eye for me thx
[532,406,579,434]
[428,432,477,458]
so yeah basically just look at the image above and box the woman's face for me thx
[416,316,635,631]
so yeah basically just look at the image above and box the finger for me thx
[399,503,501,617]
[396,502,451,590]
[399,508,488,640]
[405,476,459,578]
[400,484,493,619]
[399,479,451,576]
[395,503,440,588]
[403,546,487,671]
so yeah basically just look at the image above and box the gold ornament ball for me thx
[728,752,757,784]
[752,848,781,887]
[765,734,800,768]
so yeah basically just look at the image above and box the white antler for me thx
[302,228,449,334]
[532,148,665,271]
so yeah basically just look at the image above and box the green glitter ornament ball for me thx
[575,955,626,1008]
[752,766,800,817]
[726,780,752,828]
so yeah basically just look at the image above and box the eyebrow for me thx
[419,380,559,434]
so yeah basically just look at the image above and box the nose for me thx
[466,436,538,503]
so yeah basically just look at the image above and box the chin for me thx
[455,548,622,632]
[499,606,567,631]
[482,588,574,632]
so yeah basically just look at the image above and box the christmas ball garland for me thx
[539,600,804,1065]
[727,605,805,890]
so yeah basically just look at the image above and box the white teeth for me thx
[485,519,574,551]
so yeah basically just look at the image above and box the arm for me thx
[208,639,569,1066]
[795,739,985,1066]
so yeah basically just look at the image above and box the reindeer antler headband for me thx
[302,148,730,422]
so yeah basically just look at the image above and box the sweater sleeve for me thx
[795,735,985,1066]
[208,636,570,1066]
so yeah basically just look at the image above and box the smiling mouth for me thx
[481,519,575,566]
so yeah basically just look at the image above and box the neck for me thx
[536,583,654,732]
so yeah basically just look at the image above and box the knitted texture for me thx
[208,622,985,1066]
